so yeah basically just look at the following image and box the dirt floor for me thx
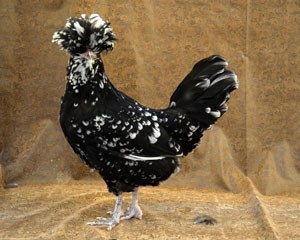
[1,182,299,240]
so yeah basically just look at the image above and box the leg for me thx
[121,188,143,220]
[87,194,123,230]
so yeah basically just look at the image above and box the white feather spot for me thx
[195,78,210,89]
[152,127,161,138]
[99,81,104,89]
[74,21,85,36]
[129,132,137,139]
[82,121,89,126]
[189,125,198,132]
[137,123,143,130]
[205,107,211,113]
[210,110,221,118]
[128,162,134,166]
[152,115,158,121]
[107,142,116,147]
[170,101,176,107]
[89,14,105,28]
[148,135,158,144]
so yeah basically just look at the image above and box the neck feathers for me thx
[67,57,107,88]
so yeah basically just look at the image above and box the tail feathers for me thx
[170,55,230,107]
[165,55,238,155]
[169,55,238,126]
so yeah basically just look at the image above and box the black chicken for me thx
[52,14,238,230]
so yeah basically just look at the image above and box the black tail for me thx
[169,55,238,127]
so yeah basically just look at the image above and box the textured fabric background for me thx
[0,0,299,195]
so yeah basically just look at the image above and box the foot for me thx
[87,194,122,230]
[120,205,143,220]
[193,215,217,225]
[87,217,120,230]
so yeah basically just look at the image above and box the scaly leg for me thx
[121,188,143,220]
[87,194,122,230]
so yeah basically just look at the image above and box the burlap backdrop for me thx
[0,0,299,195]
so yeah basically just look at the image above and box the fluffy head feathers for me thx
[52,14,116,55]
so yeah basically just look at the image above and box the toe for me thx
[87,220,100,226]
[87,217,120,230]
[135,206,143,219]
[120,206,143,220]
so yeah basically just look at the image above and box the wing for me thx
[84,101,183,161]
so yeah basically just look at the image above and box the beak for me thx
[87,50,96,69]
[88,50,96,60]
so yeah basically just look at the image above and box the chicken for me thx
[52,14,238,230]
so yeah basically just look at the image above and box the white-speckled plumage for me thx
[54,13,238,230]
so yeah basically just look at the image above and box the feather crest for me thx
[52,14,116,55]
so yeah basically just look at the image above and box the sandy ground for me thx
[0,183,299,240]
